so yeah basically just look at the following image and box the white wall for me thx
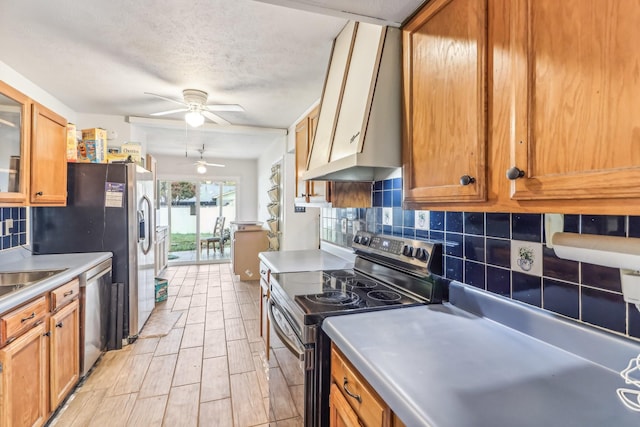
[153,154,259,222]
[0,60,76,121]
[75,113,149,154]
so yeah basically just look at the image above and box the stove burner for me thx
[306,291,360,306]
[350,279,377,289]
[367,290,402,302]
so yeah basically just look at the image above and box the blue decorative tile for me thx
[392,177,402,189]
[445,232,463,257]
[464,212,485,236]
[629,305,640,339]
[2,236,9,249]
[403,228,415,239]
[430,211,445,231]
[392,226,403,237]
[464,235,485,262]
[512,272,541,307]
[11,208,18,219]
[429,230,444,242]
[445,256,463,281]
[445,212,463,232]
[19,234,26,246]
[543,279,579,319]
[416,229,429,240]
[582,263,621,293]
[374,180,383,191]
[403,210,415,228]
[383,179,393,190]
[542,246,579,283]
[382,225,392,235]
[512,213,542,242]
[581,215,625,236]
[563,214,580,233]
[486,213,510,238]
[373,191,382,207]
[582,287,626,333]
[630,216,640,238]
[487,266,510,297]
[465,261,485,289]
[382,191,392,207]
[392,189,402,207]
[486,238,510,268]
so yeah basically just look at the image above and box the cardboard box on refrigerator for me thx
[81,128,107,163]
[120,142,143,166]
[66,123,78,162]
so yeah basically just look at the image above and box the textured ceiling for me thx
[0,0,424,159]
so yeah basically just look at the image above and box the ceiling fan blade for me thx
[205,104,244,112]
[204,162,225,168]
[202,110,230,126]
[144,92,187,107]
[150,108,189,116]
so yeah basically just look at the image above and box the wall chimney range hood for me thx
[302,21,401,182]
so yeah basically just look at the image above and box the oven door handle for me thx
[268,301,305,361]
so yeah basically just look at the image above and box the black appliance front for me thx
[32,162,132,338]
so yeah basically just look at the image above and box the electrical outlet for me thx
[4,219,13,236]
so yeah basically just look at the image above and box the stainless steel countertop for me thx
[0,247,112,314]
[323,282,640,427]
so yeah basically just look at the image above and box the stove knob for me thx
[402,245,413,257]
[360,236,370,246]
[353,235,361,244]
[414,248,427,261]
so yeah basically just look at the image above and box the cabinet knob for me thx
[506,167,525,180]
[459,175,476,186]
[35,191,43,196]
[56,322,64,328]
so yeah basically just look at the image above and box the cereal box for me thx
[81,128,108,163]
[66,123,77,162]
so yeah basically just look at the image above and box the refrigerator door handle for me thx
[137,209,145,242]
[140,195,153,255]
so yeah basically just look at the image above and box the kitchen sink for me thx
[0,269,67,287]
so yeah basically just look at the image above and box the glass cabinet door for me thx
[0,81,29,204]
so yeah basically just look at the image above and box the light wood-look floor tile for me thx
[186,305,207,324]
[205,310,225,331]
[173,296,192,311]
[89,392,137,426]
[126,395,167,427]
[181,323,206,348]
[155,327,184,356]
[173,346,204,387]
[203,328,227,359]
[227,339,255,374]
[222,302,241,319]
[138,353,178,398]
[225,317,247,341]
[199,398,233,427]
[230,372,269,427]
[200,356,230,402]
[108,352,153,396]
[163,384,200,427]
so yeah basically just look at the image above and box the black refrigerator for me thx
[32,162,155,343]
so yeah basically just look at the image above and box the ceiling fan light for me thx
[196,163,207,174]
[185,111,205,127]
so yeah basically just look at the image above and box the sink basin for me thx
[0,269,67,287]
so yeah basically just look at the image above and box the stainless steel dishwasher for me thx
[79,258,112,377]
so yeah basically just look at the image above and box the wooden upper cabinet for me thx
[0,81,30,205]
[31,102,67,205]
[402,0,488,206]
[509,0,640,200]
[295,111,312,200]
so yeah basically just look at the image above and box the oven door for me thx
[268,299,305,360]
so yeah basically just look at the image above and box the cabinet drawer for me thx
[331,346,389,427]
[1,296,48,345]
[51,278,79,311]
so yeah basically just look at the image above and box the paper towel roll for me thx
[552,232,640,270]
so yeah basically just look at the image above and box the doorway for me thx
[161,179,236,264]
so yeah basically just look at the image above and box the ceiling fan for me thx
[145,89,244,127]
[193,145,225,174]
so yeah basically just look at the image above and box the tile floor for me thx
[50,263,304,427]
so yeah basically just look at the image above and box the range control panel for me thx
[352,231,442,274]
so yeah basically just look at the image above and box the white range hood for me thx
[302,21,402,182]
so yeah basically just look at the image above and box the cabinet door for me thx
[0,322,48,427]
[0,81,30,205]
[31,102,67,205]
[49,299,79,409]
[308,21,356,171]
[329,383,361,427]
[403,0,488,205]
[509,0,640,200]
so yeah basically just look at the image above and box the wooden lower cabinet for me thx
[0,322,48,427]
[49,299,80,409]
[330,344,405,427]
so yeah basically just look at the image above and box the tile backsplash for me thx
[0,207,27,251]
[321,177,640,342]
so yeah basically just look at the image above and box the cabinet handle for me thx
[21,312,36,323]
[43,331,51,337]
[63,290,74,297]
[343,377,362,403]
[459,175,476,186]
[56,322,64,328]
[506,167,525,180]
[35,191,43,196]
